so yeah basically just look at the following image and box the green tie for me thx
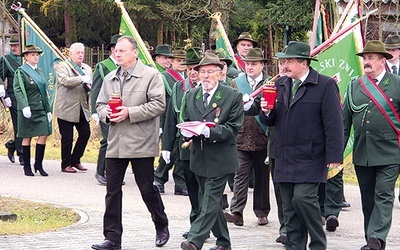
[292,79,301,98]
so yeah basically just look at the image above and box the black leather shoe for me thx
[174,189,189,196]
[221,194,229,210]
[366,235,382,250]
[181,241,198,250]
[276,234,286,244]
[182,231,189,239]
[95,173,107,185]
[342,201,351,208]
[155,226,169,247]
[91,239,121,250]
[326,215,339,231]
[7,148,15,163]
[154,181,165,193]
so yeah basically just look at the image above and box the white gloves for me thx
[22,106,31,119]
[159,128,163,136]
[161,150,171,164]
[92,113,100,125]
[243,94,254,111]
[47,112,52,122]
[201,126,210,138]
[4,97,12,107]
[81,75,92,84]
[0,85,5,98]
[180,129,194,138]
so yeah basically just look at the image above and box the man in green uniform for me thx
[154,48,187,195]
[343,40,400,250]
[153,44,173,73]
[0,34,23,165]
[180,53,244,250]
[91,34,121,185]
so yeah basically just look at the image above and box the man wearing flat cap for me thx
[224,48,270,228]
[259,41,344,250]
[343,40,400,250]
[180,53,244,250]
[384,34,400,75]
[91,34,121,185]
[232,32,258,72]
[153,44,173,73]
[0,34,24,165]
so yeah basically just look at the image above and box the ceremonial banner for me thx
[116,0,155,67]
[212,12,239,69]
[311,31,363,167]
[18,12,60,110]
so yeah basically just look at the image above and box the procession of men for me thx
[2,5,400,249]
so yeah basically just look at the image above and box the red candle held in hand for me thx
[108,93,122,114]
[262,86,277,109]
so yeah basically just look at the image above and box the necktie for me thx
[203,92,210,107]
[392,65,398,75]
[292,79,301,98]
[373,78,378,84]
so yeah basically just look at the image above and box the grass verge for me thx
[0,196,80,235]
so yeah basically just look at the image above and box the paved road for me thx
[0,155,399,249]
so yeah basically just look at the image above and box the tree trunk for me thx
[209,0,234,50]
[64,0,75,47]
[157,21,163,45]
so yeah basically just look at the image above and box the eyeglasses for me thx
[199,69,221,75]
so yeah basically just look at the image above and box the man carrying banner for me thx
[153,44,173,73]
[54,42,92,173]
[343,40,400,250]
[154,48,187,196]
[1,34,23,165]
[232,32,258,72]
[259,41,343,250]
[224,48,270,227]
[91,34,121,185]
[384,34,400,75]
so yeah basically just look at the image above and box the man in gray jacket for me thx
[92,36,169,250]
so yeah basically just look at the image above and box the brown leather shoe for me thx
[209,245,232,250]
[181,241,199,250]
[73,163,87,171]
[224,212,243,226]
[257,216,269,225]
[62,166,77,173]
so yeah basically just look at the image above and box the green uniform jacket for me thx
[182,83,244,178]
[162,79,198,160]
[0,53,20,92]
[13,66,51,137]
[343,72,400,166]
[91,58,117,114]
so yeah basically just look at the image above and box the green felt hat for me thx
[357,40,393,59]
[106,34,122,50]
[152,44,173,58]
[232,32,258,48]
[384,34,400,50]
[194,52,224,71]
[243,48,268,62]
[8,34,19,45]
[181,47,202,65]
[275,41,317,61]
[171,48,186,59]
[20,44,43,57]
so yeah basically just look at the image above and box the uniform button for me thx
[366,131,369,134]
[366,121,370,124]
[367,110,371,113]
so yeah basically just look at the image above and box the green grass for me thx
[0,197,79,235]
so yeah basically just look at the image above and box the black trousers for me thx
[7,92,22,156]
[103,157,168,243]
[57,109,90,169]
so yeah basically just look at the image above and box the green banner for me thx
[20,15,59,111]
[119,15,154,67]
[311,32,362,161]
